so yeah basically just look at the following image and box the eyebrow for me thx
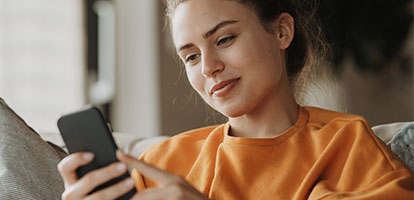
[177,20,239,52]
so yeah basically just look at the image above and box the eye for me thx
[185,53,200,64]
[217,35,236,46]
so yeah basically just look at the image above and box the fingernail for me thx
[125,178,135,186]
[116,163,126,171]
[83,153,94,160]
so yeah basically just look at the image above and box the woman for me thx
[58,0,413,199]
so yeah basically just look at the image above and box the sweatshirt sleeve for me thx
[309,119,413,200]
[130,147,161,191]
[311,168,413,200]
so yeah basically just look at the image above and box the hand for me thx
[117,151,210,200]
[57,152,136,200]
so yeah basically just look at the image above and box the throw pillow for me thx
[0,98,67,199]
[387,122,414,172]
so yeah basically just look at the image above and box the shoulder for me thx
[304,106,366,126]
[302,106,408,170]
[302,106,373,140]
[302,106,374,136]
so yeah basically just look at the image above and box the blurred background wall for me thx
[0,0,412,138]
[0,0,85,135]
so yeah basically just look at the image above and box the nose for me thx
[201,51,224,78]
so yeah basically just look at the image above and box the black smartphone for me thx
[57,106,136,200]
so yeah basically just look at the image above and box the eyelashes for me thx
[184,35,237,64]
[217,35,236,46]
[185,54,200,63]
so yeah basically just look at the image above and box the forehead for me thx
[171,0,256,47]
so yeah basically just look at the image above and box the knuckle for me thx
[58,162,71,175]
[57,153,83,174]
[57,161,65,173]
[57,157,72,173]
[61,191,67,200]
[82,173,96,186]
[111,162,123,173]
[61,189,74,200]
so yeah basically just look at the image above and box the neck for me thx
[228,77,299,138]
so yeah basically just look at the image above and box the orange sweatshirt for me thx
[132,106,413,199]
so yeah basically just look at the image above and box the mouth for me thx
[209,78,240,98]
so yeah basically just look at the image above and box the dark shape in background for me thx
[318,0,413,72]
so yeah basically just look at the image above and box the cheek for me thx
[230,35,277,70]
[247,36,283,76]
[232,35,283,93]
[186,68,205,94]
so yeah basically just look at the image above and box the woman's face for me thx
[171,0,288,118]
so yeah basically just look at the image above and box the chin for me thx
[214,103,250,118]
[204,95,254,119]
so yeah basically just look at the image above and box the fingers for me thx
[130,187,165,200]
[130,183,209,200]
[72,162,129,196]
[58,152,94,186]
[84,177,136,200]
[130,184,183,200]
[116,151,209,200]
[117,151,178,186]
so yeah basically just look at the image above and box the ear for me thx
[272,13,295,50]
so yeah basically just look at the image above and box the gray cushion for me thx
[0,98,67,199]
[387,122,414,172]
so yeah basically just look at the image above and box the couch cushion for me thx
[372,122,412,143]
[0,98,67,199]
[387,122,414,172]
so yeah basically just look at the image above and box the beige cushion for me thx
[0,98,66,199]
[371,122,412,143]
[40,129,168,159]
[114,132,168,158]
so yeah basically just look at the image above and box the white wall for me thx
[112,0,161,137]
[0,0,85,134]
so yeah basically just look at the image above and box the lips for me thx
[209,78,240,97]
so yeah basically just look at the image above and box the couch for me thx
[0,98,412,199]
